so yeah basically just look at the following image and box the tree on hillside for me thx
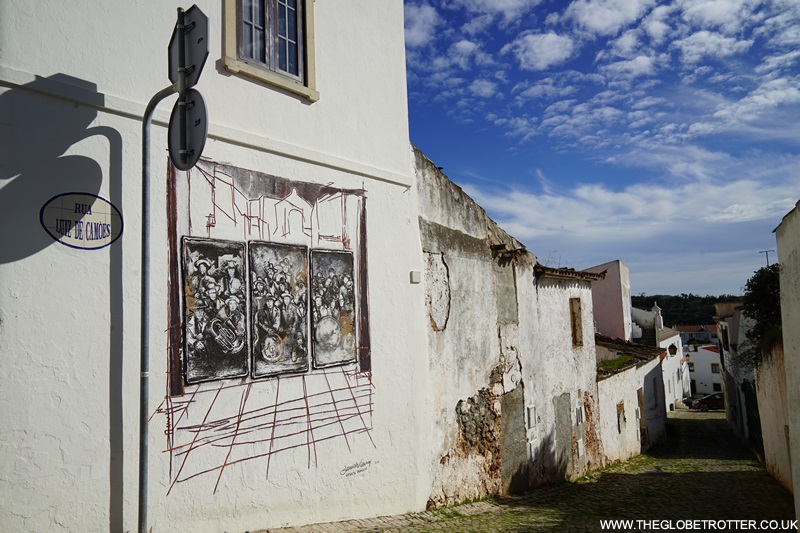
[736,264,782,372]
[631,293,741,326]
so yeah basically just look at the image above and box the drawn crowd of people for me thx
[184,245,357,375]
[252,255,308,366]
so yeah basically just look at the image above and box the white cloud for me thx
[469,79,499,97]
[631,96,668,109]
[514,78,577,101]
[565,0,656,36]
[452,0,542,22]
[502,32,577,71]
[609,29,641,58]
[677,0,762,35]
[457,158,799,294]
[672,31,754,64]
[756,5,800,48]
[642,5,676,45]
[461,13,494,35]
[711,77,800,124]
[600,54,659,79]
[404,4,441,48]
[756,50,800,74]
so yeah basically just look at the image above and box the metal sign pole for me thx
[139,82,178,533]
[139,7,207,530]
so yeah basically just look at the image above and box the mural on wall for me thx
[249,242,309,377]
[163,159,374,492]
[311,250,357,368]
[182,237,248,384]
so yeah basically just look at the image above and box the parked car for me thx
[691,393,724,411]
[682,394,704,408]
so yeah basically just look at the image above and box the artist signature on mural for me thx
[340,459,375,477]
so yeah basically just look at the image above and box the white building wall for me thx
[776,200,800,514]
[0,2,431,532]
[686,345,723,395]
[415,152,603,504]
[659,333,687,409]
[755,344,793,492]
[530,277,603,481]
[585,260,632,341]
[597,357,666,464]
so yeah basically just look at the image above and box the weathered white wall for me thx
[414,149,604,506]
[0,2,432,532]
[585,260,632,341]
[531,277,604,480]
[776,200,800,514]
[597,357,666,464]
[755,344,793,492]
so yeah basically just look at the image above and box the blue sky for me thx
[404,0,800,296]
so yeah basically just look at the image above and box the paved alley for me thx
[262,410,796,532]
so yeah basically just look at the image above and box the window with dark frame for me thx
[713,383,722,392]
[241,0,305,82]
[711,363,720,373]
[569,297,583,347]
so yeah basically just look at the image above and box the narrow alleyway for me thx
[262,411,796,532]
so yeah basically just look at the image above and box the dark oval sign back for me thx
[40,192,124,250]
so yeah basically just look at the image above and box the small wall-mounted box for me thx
[410,270,422,284]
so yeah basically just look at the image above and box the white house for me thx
[584,262,688,412]
[715,303,759,444]
[0,2,431,531]
[686,345,724,396]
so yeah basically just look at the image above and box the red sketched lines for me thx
[156,366,374,493]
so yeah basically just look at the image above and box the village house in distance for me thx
[2,1,798,531]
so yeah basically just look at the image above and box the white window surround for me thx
[223,0,319,102]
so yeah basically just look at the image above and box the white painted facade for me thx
[686,345,724,396]
[658,331,688,410]
[597,356,666,464]
[775,200,800,514]
[0,2,432,532]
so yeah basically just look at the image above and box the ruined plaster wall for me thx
[597,357,666,464]
[0,2,431,531]
[530,278,603,480]
[776,201,800,511]
[415,148,533,506]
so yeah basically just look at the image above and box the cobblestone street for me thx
[262,410,796,532]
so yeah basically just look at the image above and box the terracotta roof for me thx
[676,325,704,333]
[699,345,720,353]
[706,324,718,333]
[535,264,606,281]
